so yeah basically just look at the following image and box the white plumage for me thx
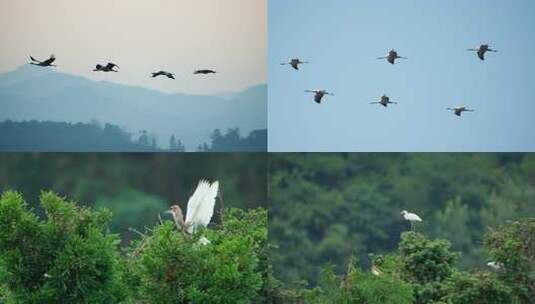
[185,180,219,233]
[401,210,422,222]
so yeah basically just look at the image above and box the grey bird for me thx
[371,94,398,107]
[467,44,497,61]
[305,89,334,104]
[281,58,308,70]
[152,70,175,79]
[447,106,474,117]
[93,62,119,72]
[29,54,57,67]
[377,49,407,64]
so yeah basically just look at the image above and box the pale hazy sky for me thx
[0,0,266,94]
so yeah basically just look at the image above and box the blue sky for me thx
[268,0,535,151]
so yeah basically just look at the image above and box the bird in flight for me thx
[164,180,219,245]
[29,54,57,67]
[371,94,398,107]
[401,210,422,231]
[281,58,308,70]
[93,62,119,72]
[447,106,474,117]
[305,89,334,104]
[152,70,175,79]
[194,69,216,75]
[377,49,407,64]
[467,44,497,61]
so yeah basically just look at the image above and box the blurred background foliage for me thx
[0,153,267,245]
[269,153,535,286]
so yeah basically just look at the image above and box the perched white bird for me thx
[281,58,308,70]
[447,106,474,117]
[165,180,219,242]
[487,261,502,270]
[401,210,422,231]
[305,89,334,104]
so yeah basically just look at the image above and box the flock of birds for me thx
[281,44,499,117]
[29,54,217,78]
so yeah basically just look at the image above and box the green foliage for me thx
[442,271,515,304]
[399,232,459,303]
[0,190,127,303]
[485,218,535,302]
[129,208,267,303]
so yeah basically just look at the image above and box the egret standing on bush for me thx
[165,179,219,244]
[401,210,422,231]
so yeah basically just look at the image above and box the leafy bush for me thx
[442,271,514,304]
[485,218,535,303]
[0,190,127,303]
[128,208,267,303]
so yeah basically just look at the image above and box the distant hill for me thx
[0,65,266,150]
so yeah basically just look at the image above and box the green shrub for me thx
[485,218,535,303]
[442,271,515,304]
[399,231,459,304]
[129,208,267,304]
[0,190,127,303]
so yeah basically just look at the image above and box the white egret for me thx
[370,94,398,107]
[447,106,474,117]
[377,49,407,64]
[467,44,497,61]
[401,210,422,231]
[305,89,334,104]
[29,54,57,67]
[93,62,119,72]
[165,179,219,244]
[152,70,175,79]
[371,265,383,276]
[281,58,308,70]
[486,261,502,270]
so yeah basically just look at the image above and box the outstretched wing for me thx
[29,56,39,63]
[106,62,118,69]
[185,180,219,233]
[42,55,56,65]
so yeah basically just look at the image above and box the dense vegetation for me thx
[269,153,535,290]
[0,120,267,152]
[0,191,268,303]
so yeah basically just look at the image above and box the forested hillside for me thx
[269,153,535,286]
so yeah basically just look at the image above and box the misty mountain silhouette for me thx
[0,65,266,150]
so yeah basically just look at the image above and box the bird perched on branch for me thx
[467,44,497,61]
[401,210,422,231]
[281,58,308,70]
[305,89,334,104]
[93,62,119,72]
[377,49,407,64]
[164,180,219,244]
[29,54,57,67]
[151,70,175,79]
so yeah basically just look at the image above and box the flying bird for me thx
[93,62,119,72]
[467,44,497,61]
[152,70,175,79]
[447,106,474,117]
[401,210,422,231]
[371,94,398,107]
[165,180,219,241]
[377,49,407,64]
[305,89,334,104]
[281,58,308,70]
[29,54,57,67]
[194,69,216,75]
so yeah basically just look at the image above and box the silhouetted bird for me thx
[194,69,216,75]
[152,70,175,79]
[447,106,474,117]
[377,49,407,64]
[305,89,334,104]
[93,62,119,72]
[467,44,497,60]
[281,58,308,70]
[29,54,57,67]
[370,94,398,107]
